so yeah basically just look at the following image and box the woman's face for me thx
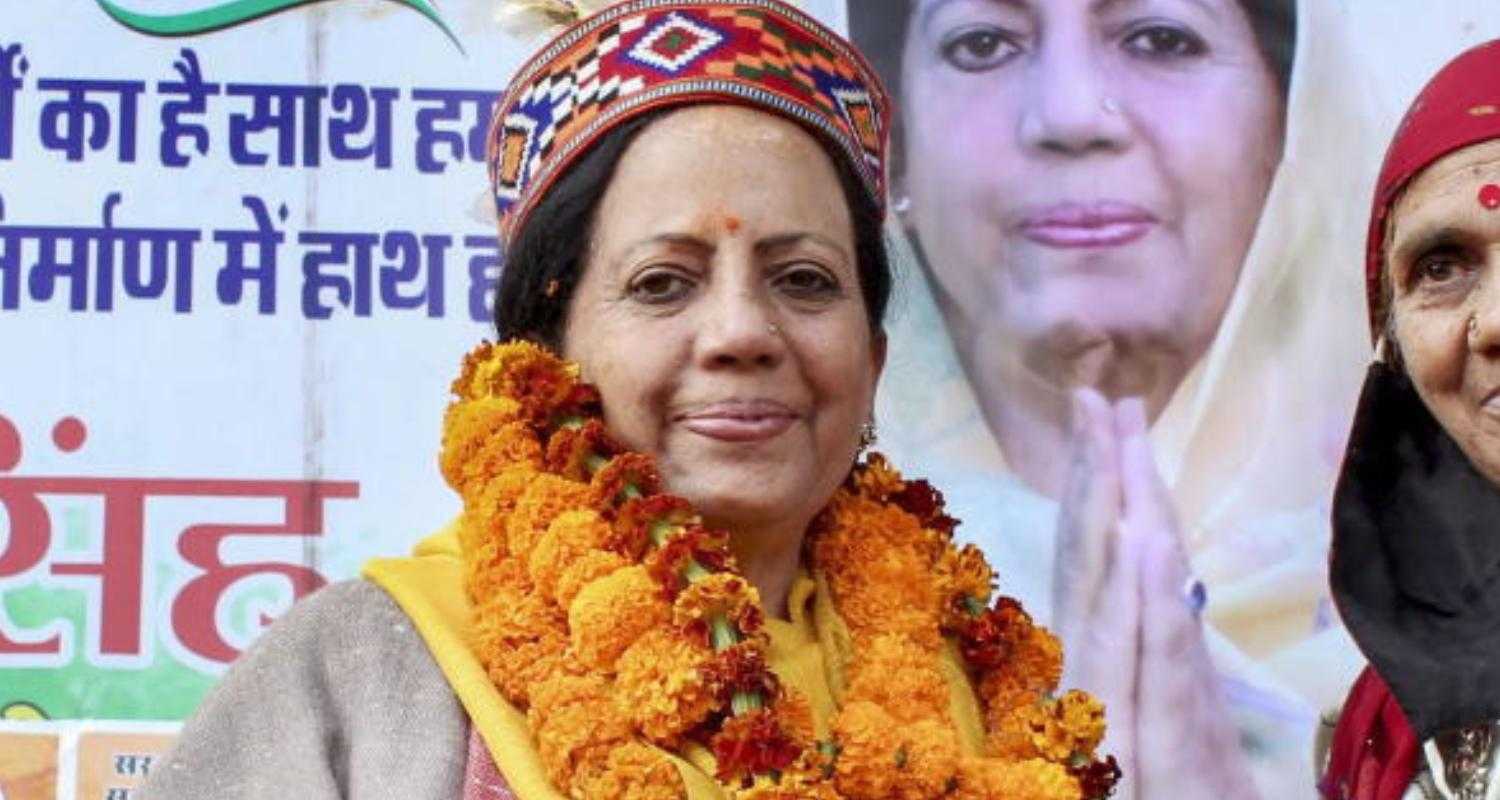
[901,0,1284,403]
[563,105,884,540]
[1388,138,1500,486]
